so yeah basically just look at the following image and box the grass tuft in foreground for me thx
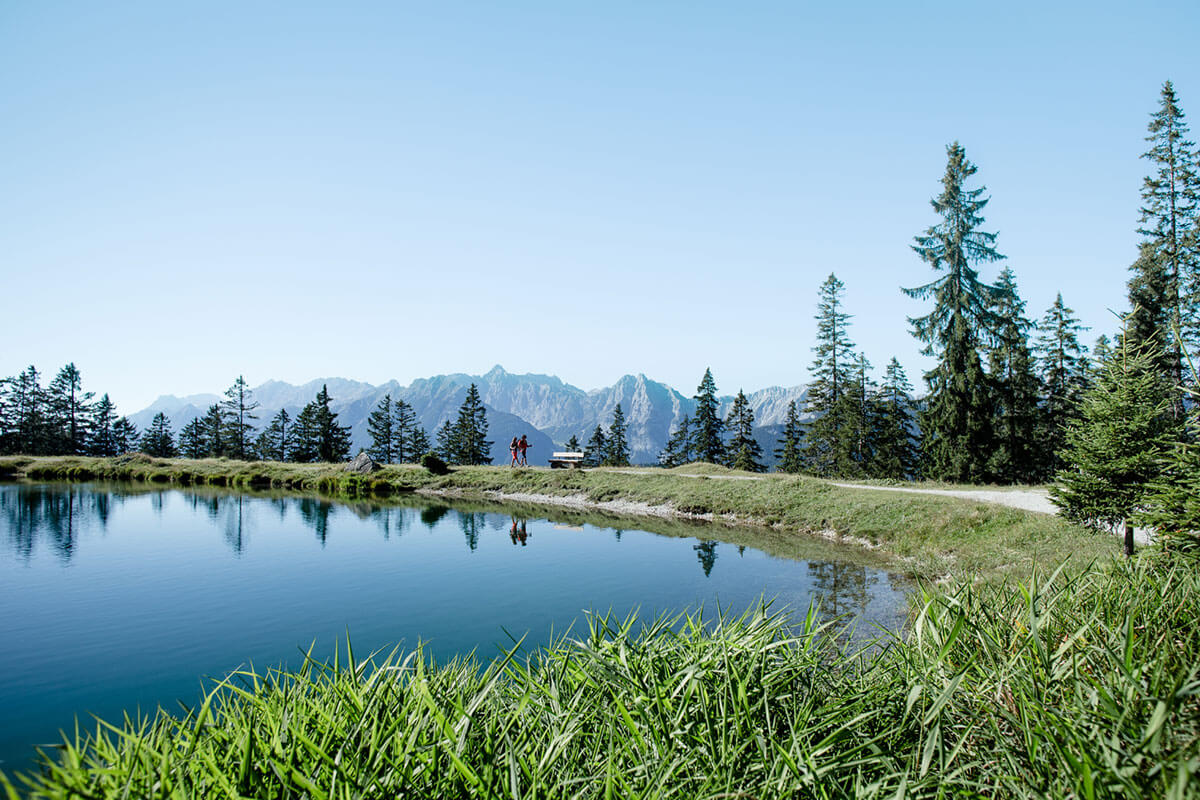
[6,556,1200,798]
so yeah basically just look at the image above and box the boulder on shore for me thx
[345,452,381,474]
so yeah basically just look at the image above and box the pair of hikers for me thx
[509,435,531,467]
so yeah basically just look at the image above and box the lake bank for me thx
[1,455,1116,580]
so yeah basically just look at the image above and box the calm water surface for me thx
[0,482,909,773]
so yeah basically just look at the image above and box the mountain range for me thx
[130,366,813,467]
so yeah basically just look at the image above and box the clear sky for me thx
[2,1,1198,413]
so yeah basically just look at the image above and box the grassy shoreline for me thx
[5,557,1198,798]
[1,454,1114,580]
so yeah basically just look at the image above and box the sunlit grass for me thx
[5,556,1200,798]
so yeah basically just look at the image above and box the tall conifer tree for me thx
[89,394,118,457]
[47,363,93,455]
[1034,293,1090,476]
[584,425,607,467]
[1130,81,1200,416]
[605,403,630,466]
[220,376,259,460]
[393,399,418,462]
[367,395,397,463]
[725,390,764,472]
[987,268,1041,483]
[1,366,52,455]
[141,412,177,458]
[805,275,857,476]
[179,418,207,460]
[112,417,140,454]
[774,400,805,474]
[256,409,292,462]
[903,142,1004,483]
[202,403,225,458]
[450,384,491,465]
[311,384,352,462]
[871,358,918,480]
[690,368,725,464]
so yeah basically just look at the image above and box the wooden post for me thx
[1124,520,1135,558]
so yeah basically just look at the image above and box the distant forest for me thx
[3,82,1199,545]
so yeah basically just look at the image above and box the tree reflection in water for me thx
[694,540,718,577]
[807,561,875,636]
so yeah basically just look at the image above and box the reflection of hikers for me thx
[518,434,530,466]
[509,437,520,467]
[509,517,529,546]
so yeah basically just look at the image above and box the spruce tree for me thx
[659,415,692,467]
[312,384,352,462]
[257,409,292,462]
[89,394,118,457]
[1,366,52,455]
[1034,293,1090,476]
[774,401,804,474]
[565,434,581,452]
[112,417,140,454]
[179,418,208,459]
[367,395,397,463]
[871,358,919,480]
[725,389,764,472]
[604,403,630,466]
[690,368,725,464]
[450,384,491,465]
[988,268,1041,483]
[1131,81,1200,415]
[903,142,1004,483]
[435,420,457,462]
[47,363,93,455]
[393,399,417,462]
[805,274,858,476]
[290,403,321,463]
[1051,331,1174,555]
[220,376,259,460]
[584,425,607,467]
[409,424,431,457]
[202,403,225,458]
[1140,409,1200,551]
[141,412,177,457]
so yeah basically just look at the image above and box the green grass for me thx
[6,556,1200,798]
[0,455,1114,581]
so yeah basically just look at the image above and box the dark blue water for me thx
[0,482,908,774]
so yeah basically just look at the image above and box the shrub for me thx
[420,452,449,475]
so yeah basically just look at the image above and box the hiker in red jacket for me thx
[518,434,530,466]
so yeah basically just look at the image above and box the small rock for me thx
[345,452,381,474]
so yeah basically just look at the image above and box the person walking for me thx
[518,434,530,466]
[509,436,520,467]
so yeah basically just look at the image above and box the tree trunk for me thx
[1124,520,1135,558]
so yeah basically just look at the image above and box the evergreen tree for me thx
[89,394,118,457]
[394,399,418,462]
[141,412,176,457]
[1140,409,1200,551]
[1034,293,1090,476]
[112,417,140,453]
[449,384,491,465]
[1090,335,1113,383]
[202,403,226,458]
[1051,330,1175,555]
[409,424,431,457]
[987,268,1042,483]
[659,415,692,467]
[290,403,321,463]
[179,418,207,459]
[871,358,919,480]
[312,384,352,462]
[773,401,804,474]
[47,363,93,455]
[903,142,1004,483]
[690,368,725,464]
[0,366,53,455]
[435,420,457,462]
[565,434,581,452]
[725,389,764,472]
[220,376,259,460]
[804,275,862,476]
[257,409,292,462]
[604,403,630,466]
[584,425,607,467]
[367,395,397,463]
[1130,81,1200,415]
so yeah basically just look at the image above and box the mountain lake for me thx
[0,481,910,774]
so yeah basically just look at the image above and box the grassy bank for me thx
[5,557,1199,798]
[0,455,1113,580]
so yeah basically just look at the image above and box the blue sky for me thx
[2,1,1198,412]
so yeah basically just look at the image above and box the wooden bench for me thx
[548,451,585,469]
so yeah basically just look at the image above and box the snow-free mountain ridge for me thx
[130,366,812,466]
